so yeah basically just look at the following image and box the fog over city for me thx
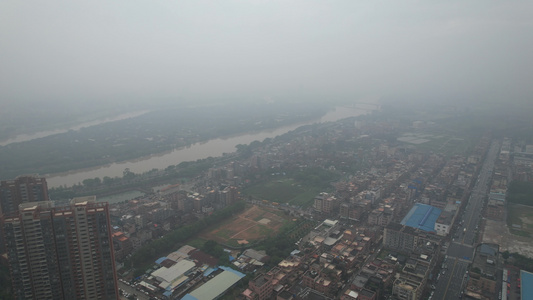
[1,0,532,106]
[3,2,533,300]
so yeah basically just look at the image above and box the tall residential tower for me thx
[2,196,118,300]
[0,175,49,216]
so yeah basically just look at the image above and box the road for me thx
[118,281,150,300]
[433,140,500,300]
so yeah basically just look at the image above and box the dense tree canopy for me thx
[129,201,245,272]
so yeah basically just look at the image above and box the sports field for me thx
[201,205,291,247]
[242,178,321,208]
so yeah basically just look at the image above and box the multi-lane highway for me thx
[433,140,500,300]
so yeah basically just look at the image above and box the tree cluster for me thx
[49,157,217,200]
[129,201,245,273]
[503,251,533,273]
[201,240,232,267]
[257,219,316,266]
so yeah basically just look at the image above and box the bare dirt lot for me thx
[201,205,289,247]
[483,217,533,258]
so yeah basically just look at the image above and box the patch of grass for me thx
[289,188,323,208]
[226,239,243,247]
[233,224,274,239]
[510,229,531,237]
[215,229,234,240]
[243,178,303,202]
[186,237,207,249]
[242,178,323,208]
[507,205,523,227]
[442,138,473,156]
[201,205,296,248]
[507,181,533,206]
[256,225,273,236]
[507,204,533,237]
[413,135,473,157]
[253,213,266,222]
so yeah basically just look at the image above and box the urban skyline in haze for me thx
[1,3,533,299]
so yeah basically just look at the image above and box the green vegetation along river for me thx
[45,105,375,188]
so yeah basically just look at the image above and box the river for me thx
[0,110,149,147]
[46,104,376,188]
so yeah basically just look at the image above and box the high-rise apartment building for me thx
[0,175,49,216]
[2,196,118,300]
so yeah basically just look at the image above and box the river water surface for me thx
[46,105,375,188]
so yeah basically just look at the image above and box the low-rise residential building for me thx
[383,223,419,252]
[392,274,424,300]
[434,211,453,236]
[246,274,273,300]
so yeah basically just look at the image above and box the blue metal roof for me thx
[521,270,533,300]
[163,291,173,297]
[203,267,218,277]
[401,203,442,232]
[219,266,245,278]
[155,257,167,265]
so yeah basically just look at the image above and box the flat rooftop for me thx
[183,267,245,300]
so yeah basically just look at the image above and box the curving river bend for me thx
[46,105,375,188]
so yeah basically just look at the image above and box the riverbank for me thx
[44,105,375,188]
[0,110,149,147]
[1,102,332,182]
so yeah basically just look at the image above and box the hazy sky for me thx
[1,1,532,105]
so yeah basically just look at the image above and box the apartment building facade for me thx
[2,197,118,300]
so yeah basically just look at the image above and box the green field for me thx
[214,228,234,240]
[423,137,473,156]
[399,133,475,157]
[508,204,533,237]
[186,237,208,249]
[242,178,323,208]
